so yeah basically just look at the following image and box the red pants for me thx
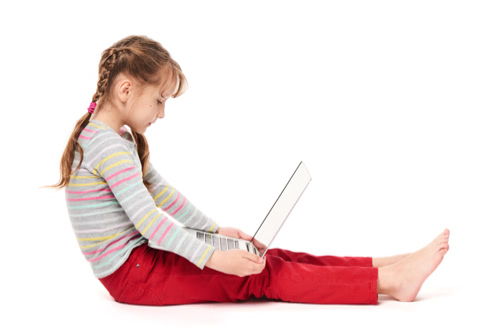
[98,243,379,306]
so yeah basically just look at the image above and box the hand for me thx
[205,249,266,277]
[216,226,253,241]
[217,226,268,256]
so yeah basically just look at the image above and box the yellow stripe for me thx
[153,185,170,202]
[99,159,134,176]
[196,245,212,267]
[208,221,217,233]
[81,241,107,249]
[69,175,100,179]
[157,188,175,208]
[93,151,132,174]
[141,211,162,235]
[135,208,160,230]
[88,122,105,129]
[77,226,134,242]
[68,181,106,187]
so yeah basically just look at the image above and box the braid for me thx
[91,48,122,103]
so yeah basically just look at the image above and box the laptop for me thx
[148,161,312,258]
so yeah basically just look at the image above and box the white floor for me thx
[8,272,486,334]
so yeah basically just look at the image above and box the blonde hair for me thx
[43,35,188,192]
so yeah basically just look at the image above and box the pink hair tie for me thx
[87,101,97,114]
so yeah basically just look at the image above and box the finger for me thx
[248,253,263,263]
[241,232,253,240]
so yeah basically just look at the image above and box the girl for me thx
[47,35,450,306]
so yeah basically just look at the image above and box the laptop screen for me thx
[251,161,312,257]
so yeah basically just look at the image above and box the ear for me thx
[116,77,133,103]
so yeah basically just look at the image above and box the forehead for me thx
[158,69,178,97]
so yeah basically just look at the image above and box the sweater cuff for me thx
[191,240,216,270]
[207,220,220,234]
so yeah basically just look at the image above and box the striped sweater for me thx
[65,119,219,278]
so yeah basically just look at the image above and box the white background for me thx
[1,0,491,333]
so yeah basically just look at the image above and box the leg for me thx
[372,253,412,268]
[267,248,373,268]
[268,248,411,269]
[99,244,379,305]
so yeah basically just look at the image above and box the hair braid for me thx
[92,48,121,104]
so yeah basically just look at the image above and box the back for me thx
[65,119,220,278]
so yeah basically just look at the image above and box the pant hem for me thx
[370,267,378,304]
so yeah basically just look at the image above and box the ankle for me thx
[377,265,397,295]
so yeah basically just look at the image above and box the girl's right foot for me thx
[384,228,450,302]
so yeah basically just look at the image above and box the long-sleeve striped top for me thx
[65,119,219,279]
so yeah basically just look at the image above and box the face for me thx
[122,71,177,135]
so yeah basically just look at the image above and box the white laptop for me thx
[148,161,312,258]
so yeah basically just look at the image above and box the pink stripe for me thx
[65,187,111,194]
[87,235,141,262]
[149,217,168,240]
[158,223,174,245]
[82,128,97,133]
[163,192,180,211]
[83,231,140,255]
[67,194,115,201]
[106,166,135,180]
[79,135,92,140]
[170,195,186,216]
[110,172,139,188]
[88,244,125,262]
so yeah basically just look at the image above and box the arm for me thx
[143,160,220,234]
[88,130,215,270]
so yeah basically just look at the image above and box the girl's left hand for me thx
[216,227,253,241]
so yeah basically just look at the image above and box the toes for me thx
[437,229,450,242]
[438,242,449,250]
[436,237,448,246]
[438,248,448,256]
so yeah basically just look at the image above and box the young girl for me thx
[48,35,450,306]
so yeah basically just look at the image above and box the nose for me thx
[158,105,165,119]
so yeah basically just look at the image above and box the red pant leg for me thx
[267,248,373,267]
[99,244,378,306]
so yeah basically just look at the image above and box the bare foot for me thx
[386,228,450,302]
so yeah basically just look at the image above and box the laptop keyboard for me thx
[196,231,258,255]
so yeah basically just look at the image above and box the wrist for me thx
[206,249,220,268]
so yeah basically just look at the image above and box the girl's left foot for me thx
[385,228,450,302]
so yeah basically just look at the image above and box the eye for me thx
[157,100,163,105]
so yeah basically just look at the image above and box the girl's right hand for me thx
[205,249,266,277]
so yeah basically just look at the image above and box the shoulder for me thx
[84,128,135,172]
[86,127,130,155]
